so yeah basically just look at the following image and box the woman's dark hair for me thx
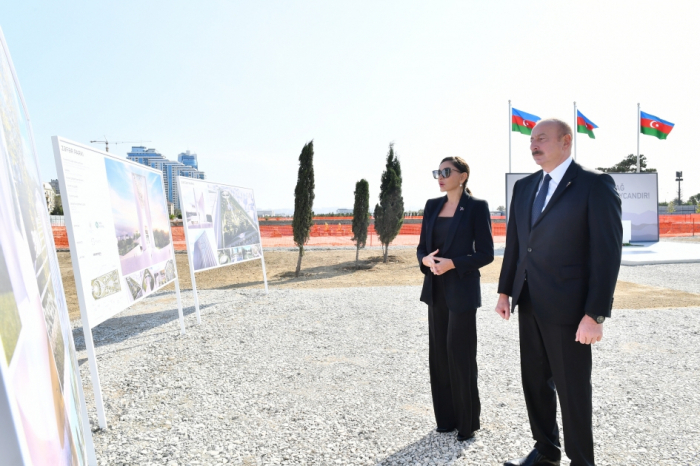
[440,156,472,195]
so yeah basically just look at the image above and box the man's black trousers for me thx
[517,283,595,466]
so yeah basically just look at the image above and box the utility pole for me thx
[676,171,683,205]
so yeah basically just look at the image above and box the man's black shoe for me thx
[456,431,474,442]
[504,448,560,466]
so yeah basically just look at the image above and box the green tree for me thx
[597,154,656,173]
[293,141,315,277]
[351,179,370,265]
[667,200,676,213]
[687,193,700,205]
[374,143,404,263]
[50,194,63,215]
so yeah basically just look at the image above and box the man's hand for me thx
[495,293,511,320]
[431,257,455,275]
[422,249,439,269]
[575,315,603,344]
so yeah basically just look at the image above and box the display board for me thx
[0,28,96,465]
[54,136,185,429]
[607,173,659,242]
[505,171,659,242]
[177,176,268,320]
[504,173,529,224]
[179,177,264,271]
[53,137,179,328]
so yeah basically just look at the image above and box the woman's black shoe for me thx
[435,427,455,433]
[456,431,474,441]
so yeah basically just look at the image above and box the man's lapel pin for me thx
[460,206,464,211]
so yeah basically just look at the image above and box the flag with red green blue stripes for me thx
[640,111,674,139]
[511,108,540,135]
[576,110,598,139]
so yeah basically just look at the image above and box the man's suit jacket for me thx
[417,192,494,312]
[497,160,622,325]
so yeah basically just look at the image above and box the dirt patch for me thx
[57,250,700,321]
[611,280,700,309]
[58,249,432,320]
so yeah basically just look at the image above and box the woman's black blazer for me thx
[417,192,494,311]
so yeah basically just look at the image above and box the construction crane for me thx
[89,137,151,152]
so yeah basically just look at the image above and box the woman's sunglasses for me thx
[432,168,461,179]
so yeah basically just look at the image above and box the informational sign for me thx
[0,28,96,465]
[177,176,268,320]
[504,173,529,223]
[54,136,185,429]
[179,177,264,271]
[53,137,178,328]
[505,171,659,242]
[608,173,659,242]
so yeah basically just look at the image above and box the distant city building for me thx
[43,182,56,212]
[336,208,353,215]
[257,210,275,217]
[178,150,198,170]
[127,146,205,210]
[49,178,60,195]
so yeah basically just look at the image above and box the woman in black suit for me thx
[417,156,494,441]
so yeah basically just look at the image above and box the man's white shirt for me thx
[535,156,573,212]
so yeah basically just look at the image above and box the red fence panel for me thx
[52,221,511,251]
[659,221,699,237]
[52,226,69,248]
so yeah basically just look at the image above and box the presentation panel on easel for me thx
[53,137,177,328]
[0,28,94,465]
[179,177,263,272]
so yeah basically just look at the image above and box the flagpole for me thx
[637,103,641,173]
[573,101,577,161]
[508,100,512,173]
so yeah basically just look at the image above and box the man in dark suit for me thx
[495,119,622,466]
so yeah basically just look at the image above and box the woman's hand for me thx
[422,249,439,268]
[431,257,455,275]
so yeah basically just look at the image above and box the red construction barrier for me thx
[659,222,700,237]
[259,215,505,222]
[659,214,700,223]
[492,223,506,236]
[52,222,509,251]
[52,226,70,248]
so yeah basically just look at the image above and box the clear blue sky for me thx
[4,1,699,211]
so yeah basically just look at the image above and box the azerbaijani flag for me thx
[512,108,540,135]
[576,110,598,139]
[640,111,674,140]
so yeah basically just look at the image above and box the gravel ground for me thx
[616,238,700,294]
[617,262,700,294]
[73,283,700,466]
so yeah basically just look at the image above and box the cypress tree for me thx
[374,143,404,263]
[351,179,370,265]
[293,141,315,277]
